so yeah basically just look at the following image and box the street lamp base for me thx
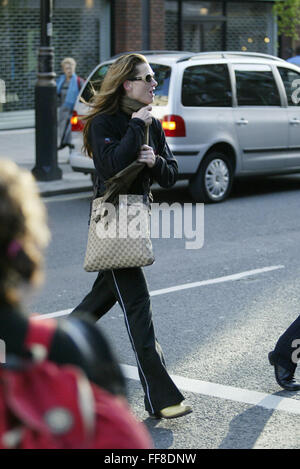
[32,165,62,181]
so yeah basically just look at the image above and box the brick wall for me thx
[114,0,142,53]
[150,0,165,50]
[114,0,165,54]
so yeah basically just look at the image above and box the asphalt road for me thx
[28,175,300,449]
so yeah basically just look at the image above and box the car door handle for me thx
[289,118,300,125]
[236,119,249,125]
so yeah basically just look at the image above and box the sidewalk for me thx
[0,128,93,197]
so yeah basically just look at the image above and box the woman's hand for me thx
[137,145,156,168]
[132,106,153,126]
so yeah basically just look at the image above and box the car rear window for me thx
[80,62,171,106]
[182,64,232,107]
[81,64,110,103]
[151,64,171,106]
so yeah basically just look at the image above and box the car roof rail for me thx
[109,50,193,60]
[176,51,286,63]
[221,51,285,62]
[176,54,198,63]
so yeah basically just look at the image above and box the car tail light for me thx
[71,110,84,132]
[161,115,186,137]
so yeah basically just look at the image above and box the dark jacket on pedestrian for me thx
[0,302,126,397]
[89,111,178,198]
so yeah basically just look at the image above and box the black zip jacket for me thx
[89,111,178,197]
[0,303,126,396]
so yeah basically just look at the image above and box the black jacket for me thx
[0,303,126,396]
[89,111,178,197]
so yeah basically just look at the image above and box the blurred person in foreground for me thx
[0,160,152,449]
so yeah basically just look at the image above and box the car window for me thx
[80,62,171,106]
[234,64,280,106]
[181,64,232,107]
[150,64,171,106]
[81,64,111,103]
[278,67,300,106]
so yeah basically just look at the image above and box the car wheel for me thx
[189,152,233,203]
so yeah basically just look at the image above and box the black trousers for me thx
[70,267,184,413]
[272,314,300,372]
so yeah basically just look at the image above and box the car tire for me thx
[188,151,234,203]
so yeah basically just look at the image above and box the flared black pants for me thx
[70,267,184,413]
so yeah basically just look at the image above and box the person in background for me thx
[57,57,84,151]
[0,160,152,449]
[286,46,300,67]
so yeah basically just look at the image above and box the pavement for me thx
[0,128,93,197]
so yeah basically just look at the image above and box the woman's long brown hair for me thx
[82,53,147,158]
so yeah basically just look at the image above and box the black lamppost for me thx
[32,0,62,181]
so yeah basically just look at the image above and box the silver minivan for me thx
[70,51,300,203]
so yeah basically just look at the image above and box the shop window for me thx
[0,0,108,112]
[227,2,274,54]
[182,64,232,107]
[182,1,223,18]
[183,21,223,52]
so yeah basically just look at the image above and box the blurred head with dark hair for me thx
[0,160,50,305]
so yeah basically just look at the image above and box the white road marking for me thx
[0,128,34,135]
[121,364,300,416]
[33,265,297,416]
[33,265,285,321]
[32,309,73,320]
[150,265,284,296]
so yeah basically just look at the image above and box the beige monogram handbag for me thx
[84,97,156,271]
[84,193,155,271]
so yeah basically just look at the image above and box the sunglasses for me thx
[128,72,156,84]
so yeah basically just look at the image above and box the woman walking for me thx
[71,53,192,419]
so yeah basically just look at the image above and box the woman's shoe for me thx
[149,402,192,419]
[268,351,300,391]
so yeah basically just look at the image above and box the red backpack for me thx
[0,318,152,449]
